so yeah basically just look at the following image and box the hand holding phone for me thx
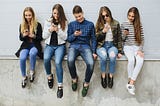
[124,28,129,35]
[74,29,81,36]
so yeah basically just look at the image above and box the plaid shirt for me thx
[67,19,97,53]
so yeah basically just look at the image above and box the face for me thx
[74,13,84,23]
[24,11,33,22]
[52,9,59,20]
[128,12,135,23]
[102,11,110,22]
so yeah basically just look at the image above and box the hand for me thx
[137,50,144,58]
[49,23,58,32]
[102,24,110,33]
[28,34,35,38]
[93,53,97,60]
[74,30,82,36]
[123,29,129,36]
[117,53,122,58]
[23,29,29,37]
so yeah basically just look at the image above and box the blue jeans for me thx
[44,44,65,84]
[19,46,38,77]
[96,41,118,74]
[67,47,94,83]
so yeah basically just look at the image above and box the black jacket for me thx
[15,22,43,59]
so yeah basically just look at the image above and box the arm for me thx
[42,20,52,39]
[34,22,43,41]
[67,23,77,43]
[57,21,68,41]
[19,25,29,41]
[90,23,97,54]
[117,23,123,54]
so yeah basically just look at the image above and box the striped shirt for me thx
[121,21,144,51]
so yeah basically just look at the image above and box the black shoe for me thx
[22,77,28,88]
[101,74,107,88]
[57,86,63,98]
[30,72,35,83]
[72,77,78,91]
[82,83,89,97]
[108,73,113,88]
[48,74,54,89]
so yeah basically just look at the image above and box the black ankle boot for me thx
[48,74,54,89]
[57,86,63,98]
[101,74,107,88]
[108,73,113,88]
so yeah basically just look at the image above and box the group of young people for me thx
[15,4,144,98]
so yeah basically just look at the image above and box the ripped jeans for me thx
[96,41,118,74]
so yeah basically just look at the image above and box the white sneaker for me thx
[126,84,135,95]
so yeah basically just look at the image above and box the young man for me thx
[67,5,97,97]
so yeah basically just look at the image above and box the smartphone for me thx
[124,28,129,31]
[76,29,80,31]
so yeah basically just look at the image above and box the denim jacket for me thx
[96,19,123,54]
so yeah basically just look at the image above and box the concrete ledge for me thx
[0,59,160,106]
[0,54,160,60]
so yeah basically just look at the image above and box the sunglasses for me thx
[102,14,109,18]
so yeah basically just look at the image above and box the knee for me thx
[128,58,135,64]
[55,60,61,66]
[29,52,37,57]
[44,55,51,63]
[86,61,94,68]
[20,56,27,61]
[109,52,117,61]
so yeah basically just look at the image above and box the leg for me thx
[55,45,65,85]
[19,49,29,77]
[108,46,118,75]
[80,48,94,83]
[107,46,118,88]
[96,47,108,74]
[124,46,135,80]
[131,52,144,81]
[43,45,54,76]
[96,47,108,88]
[67,48,79,79]
[29,47,38,72]
[44,45,54,89]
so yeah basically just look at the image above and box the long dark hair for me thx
[128,7,142,44]
[95,6,113,33]
[51,4,67,31]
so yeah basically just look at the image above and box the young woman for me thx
[15,7,43,88]
[95,6,123,89]
[43,4,67,98]
[121,7,144,95]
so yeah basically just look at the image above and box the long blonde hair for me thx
[21,7,38,34]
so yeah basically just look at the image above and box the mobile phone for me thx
[124,28,129,31]
[76,29,80,31]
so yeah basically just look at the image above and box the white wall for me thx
[0,0,160,58]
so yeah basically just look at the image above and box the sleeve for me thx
[19,24,28,41]
[139,25,144,51]
[121,23,128,41]
[34,22,43,41]
[117,23,123,54]
[90,23,97,53]
[57,21,68,41]
[67,23,77,43]
[42,20,52,39]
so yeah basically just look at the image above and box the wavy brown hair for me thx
[128,7,142,44]
[21,7,37,34]
[51,4,67,31]
[95,6,113,33]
